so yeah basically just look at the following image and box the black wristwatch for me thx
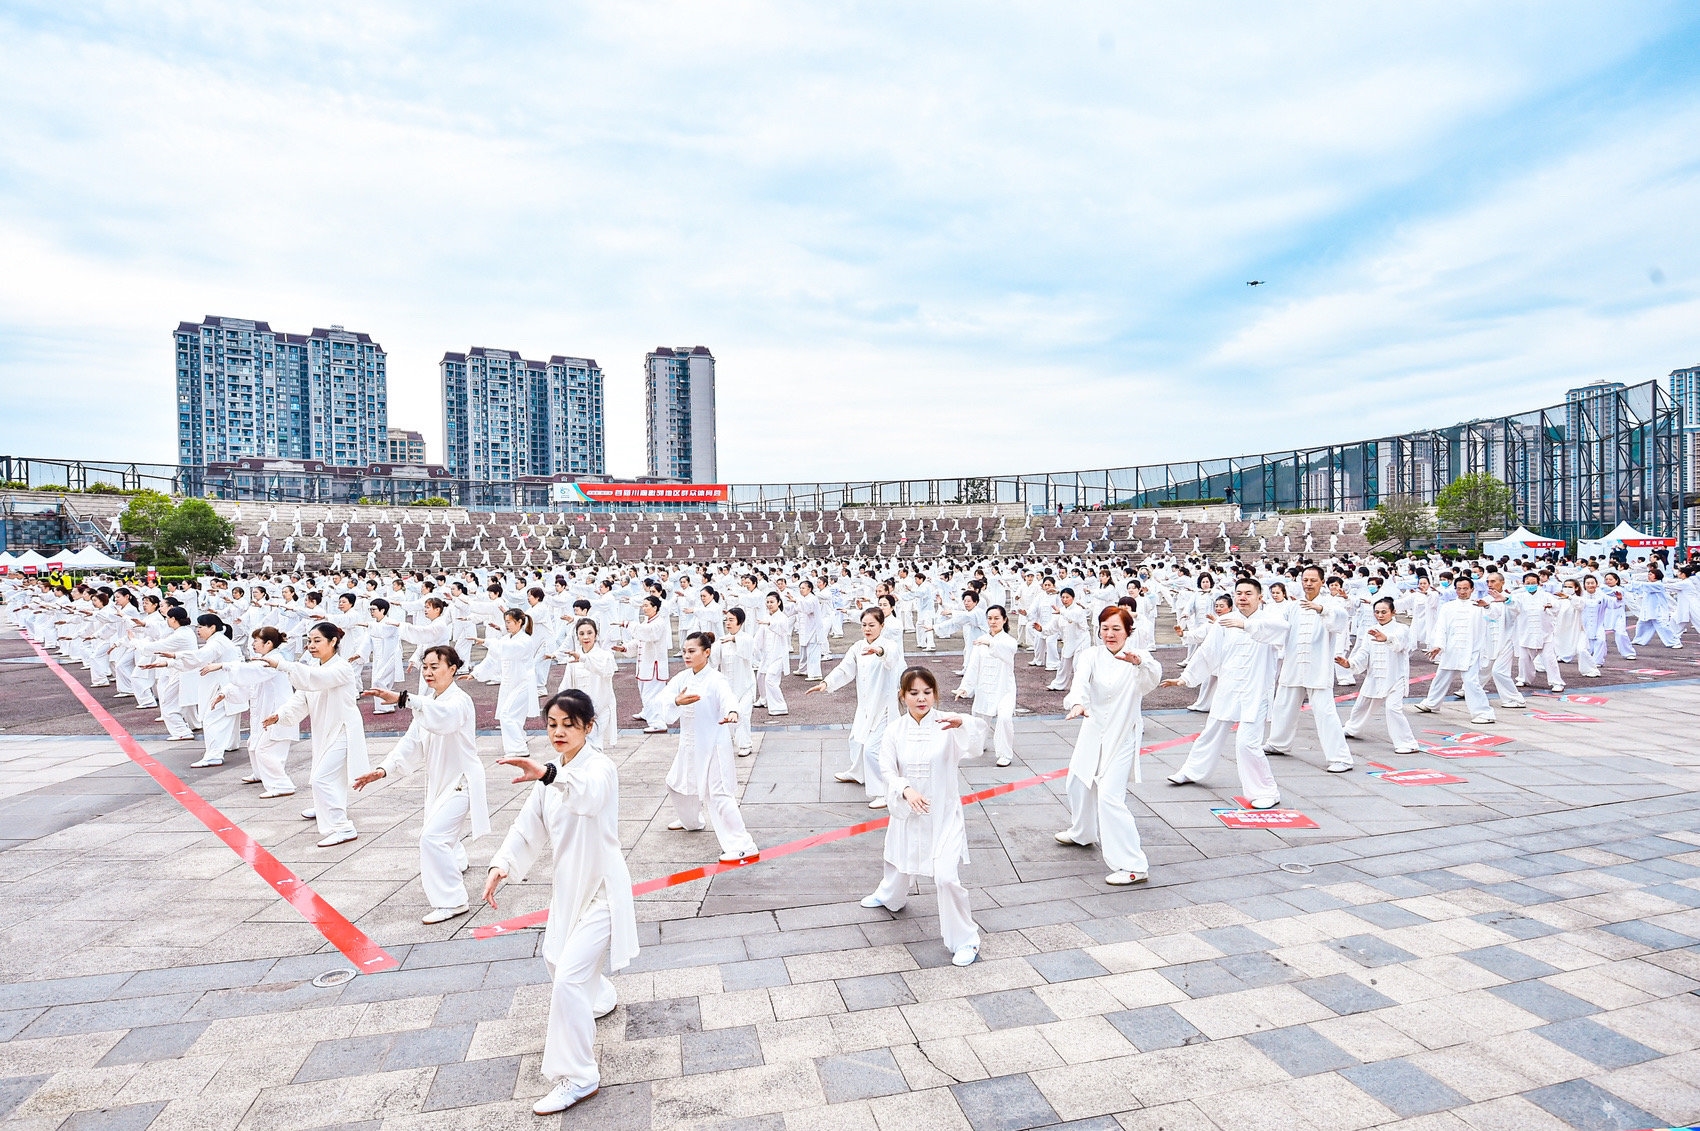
[396,690,409,709]
[540,762,558,786]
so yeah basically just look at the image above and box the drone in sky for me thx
[1246,280,1265,287]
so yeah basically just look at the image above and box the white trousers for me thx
[972,706,1014,764]
[310,733,356,838]
[637,677,666,724]
[201,711,241,759]
[1265,685,1352,767]
[1343,693,1418,752]
[669,750,758,858]
[1049,651,1076,691]
[541,897,617,1089]
[420,785,472,910]
[840,722,893,798]
[158,676,194,739]
[802,642,825,680]
[1421,666,1492,718]
[758,667,788,714]
[870,859,978,953]
[1062,767,1148,875]
[249,732,295,793]
[1634,618,1682,648]
[1483,647,1526,706]
[1177,716,1279,807]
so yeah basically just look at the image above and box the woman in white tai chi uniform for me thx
[137,606,198,741]
[356,643,489,924]
[614,594,670,733]
[1055,605,1162,885]
[483,690,638,1116]
[863,666,988,967]
[714,608,758,757]
[158,613,244,767]
[556,617,619,751]
[753,591,792,716]
[475,607,543,758]
[660,632,759,862]
[811,607,904,808]
[260,620,371,847]
[953,604,1019,767]
[218,626,298,797]
[1339,597,1421,755]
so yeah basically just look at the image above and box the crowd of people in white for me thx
[6,527,1698,1114]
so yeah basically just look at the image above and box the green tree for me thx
[161,498,235,572]
[119,489,178,562]
[1364,493,1437,552]
[1435,472,1514,547]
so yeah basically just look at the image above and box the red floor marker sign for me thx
[1631,669,1676,676]
[1531,711,1598,723]
[1213,798,1319,830]
[1424,744,1506,759]
[1563,695,1608,706]
[1426,730,1513,747]
[1366,763,1466,786]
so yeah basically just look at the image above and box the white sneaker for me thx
[1055,831,1084,846]
[867,798,887,809]
[1166,772,1195,785]
[532,1080,599,1115]
[421,904,469,925]
[667,821,688,831]
[718,850,759,863]
[833,771,862,784]
[860,894,888,909]
[1105,871,1148,886]
[736,747,752,758]
[1392,746,1421,755]
[1326,761,1353,773]
[952,945,980,967]
[995,756,1011,767]
[301,808,317,820]
[1501,700,1528,709]
[1248,796,1281,810]
[189,756,224,768]
[316,831,357,847]
[1262,744,1289,755]
[260,789,296,799]
[1410,703,1434,713]
[1469,714,1496,725]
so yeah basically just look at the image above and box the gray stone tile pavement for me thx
[1,667,1700,1127]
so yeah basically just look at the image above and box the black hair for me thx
[370,597,391,614]
[309,621,345,649]
[422,643,463,670]
[1373,597,1396,614]
[542,688,596,730]
[726,606,747,626]
[165,606,192,627]
[684,630,716,651]
[195,613,234,639]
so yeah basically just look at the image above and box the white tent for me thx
[8,550,51,573]
[1578,521,1678,563]
[0,552,17,574]
[1482,525,1565,559]
[62,546,130,571]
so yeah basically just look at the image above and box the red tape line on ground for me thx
[473,730,1202,938]
[19,632,401,974]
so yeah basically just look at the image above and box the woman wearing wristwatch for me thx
[482,689,637,1116]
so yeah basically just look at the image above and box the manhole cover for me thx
[312,968,357,988]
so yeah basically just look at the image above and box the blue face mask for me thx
[1525,584,1539,594]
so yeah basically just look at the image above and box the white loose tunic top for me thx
[877,710,987,877]
[487,746,638,974]
[1063,645,1162,786]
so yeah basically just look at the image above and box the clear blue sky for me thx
[1,2,1696,482]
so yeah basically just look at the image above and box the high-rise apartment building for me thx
[385,428,427,465]
[175,316,388,473]
[645,346,717,482]
[1669,365,1700,542]
[441,348,604,503]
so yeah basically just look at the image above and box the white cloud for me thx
[0,0,1693,485]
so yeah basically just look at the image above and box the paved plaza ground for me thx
[2,615,1700,1129]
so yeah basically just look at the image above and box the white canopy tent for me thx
[1578,521,1678,564]
[1482,525,1565,559]
[61,546,129,571]
[6,550,52,574]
